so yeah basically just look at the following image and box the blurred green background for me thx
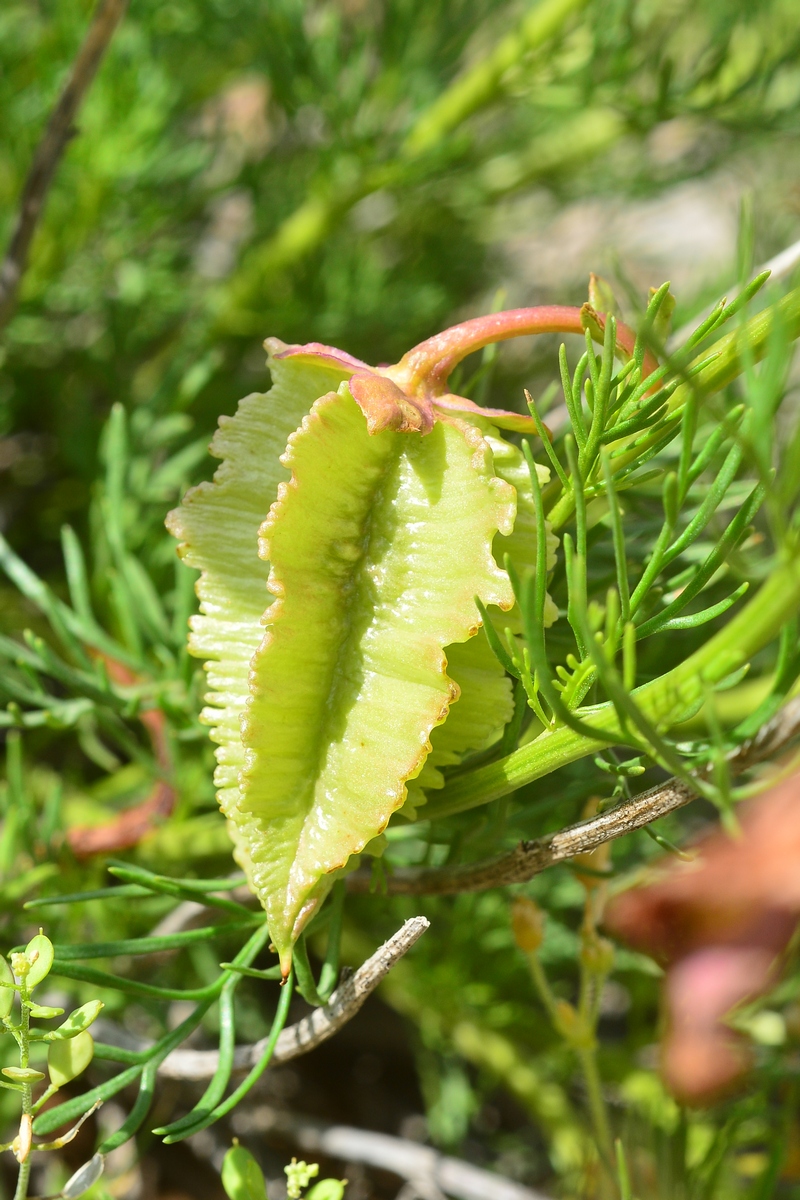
[2,0,800,1197]
[3,0,800,571]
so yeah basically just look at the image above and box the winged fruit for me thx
[169,302,645,972]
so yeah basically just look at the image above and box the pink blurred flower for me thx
[605,770,800,1104]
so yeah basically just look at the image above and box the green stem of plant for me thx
[13,1158,31,1200]
[529,942,615,1187]
[547,285,800,531]
[577,1045,615,1180]
[527,953,559,1024]
[14,982,31,1200]
[426,553,800,819]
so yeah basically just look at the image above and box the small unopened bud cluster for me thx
[9,954,29,980]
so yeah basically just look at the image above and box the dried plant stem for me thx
[346,697,800,897]
[157,916,429,1081]
[0,0,128,330]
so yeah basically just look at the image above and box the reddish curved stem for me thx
[392,305,655,395]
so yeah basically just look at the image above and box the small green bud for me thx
[580,301,605,345]
[28,1005,64,1019]
[306,1182,348,1200]
[48,1030,94,1088]
[10,953,29,979]
[285,1159,319,1200]
[24,932,54,990]
[587,601,605,635]
[2,1067,45,1084]
[588,273,621,319]
[648,285,676,343]
[663,471,678,528]
[221,1142,267,1200]
[0,957,15,1020]
[47,1000,104,1041]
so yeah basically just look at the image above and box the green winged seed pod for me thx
[22,932,54,990]
[46,1000,104,1042]
[169,306,634,972]
[243,387,514,969]
[28,1005,64,1019]
[221,1142,268,1200]
[48,1030,94,1089]
[306,1183,348,1200]
[167,351,357,888]
[2,1068,45,1084]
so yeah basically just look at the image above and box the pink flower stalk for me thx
[269,303,655,436]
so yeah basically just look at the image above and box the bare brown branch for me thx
[156,915,430,1081]
[0,0,128,330]
[345,696,800,897]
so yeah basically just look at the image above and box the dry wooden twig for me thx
[0,0,129,330]
[156,915,430,1081]
[345,696,800,897]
